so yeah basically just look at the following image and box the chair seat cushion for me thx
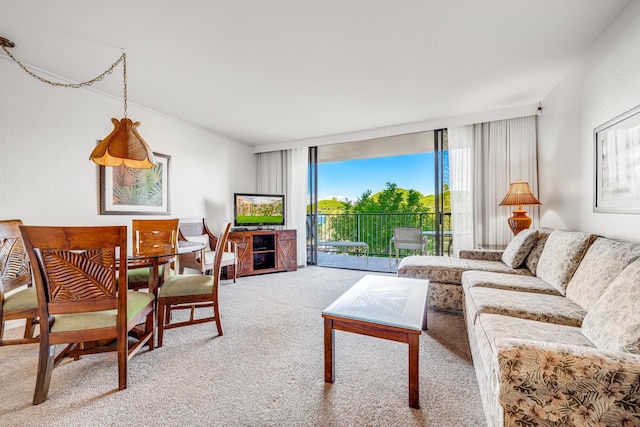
[50,291,155,333]
[187,234,212,251]
[128,266,175,283]
[3,287,38,311]
[203,250,236,267]
[159,274,214,298]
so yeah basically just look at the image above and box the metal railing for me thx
[311,212,452,257]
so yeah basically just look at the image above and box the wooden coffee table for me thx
[322,274,429,409]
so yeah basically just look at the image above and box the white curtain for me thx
[256,148,308,266]
[448,125,476,253]
[448,115,539,251]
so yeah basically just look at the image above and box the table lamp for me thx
[498,180,541,235]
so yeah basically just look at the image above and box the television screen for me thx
[234,193,285,227]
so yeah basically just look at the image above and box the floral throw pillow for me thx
[524,227,553,274]
[536,230,593,295]
[501,228,538,268]
[582,258,640,354]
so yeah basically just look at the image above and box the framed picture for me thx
[594,105,640,213]
[100,153,171,215]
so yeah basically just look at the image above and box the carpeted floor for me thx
[0,267,486,427]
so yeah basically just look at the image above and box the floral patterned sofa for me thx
[398,228,640,426]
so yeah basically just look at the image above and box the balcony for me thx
[309,212,452,272]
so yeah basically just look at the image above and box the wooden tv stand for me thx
[228,229,297,277]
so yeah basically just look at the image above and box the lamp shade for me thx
[498,180,541,207]
[90,118,156,168]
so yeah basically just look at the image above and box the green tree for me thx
[348,182,428,214]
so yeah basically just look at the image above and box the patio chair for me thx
[390,227,425,267]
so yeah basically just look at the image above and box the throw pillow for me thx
[524,227,553,275]
[535,230,593,295]
[565,238,640,311]
[582,258,640,354]
[501,228,538,268]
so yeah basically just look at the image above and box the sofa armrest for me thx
[496,338,640,426]
[458,249,503,261]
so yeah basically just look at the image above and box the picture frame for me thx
[100,152,171,215]
[594,104,640,213]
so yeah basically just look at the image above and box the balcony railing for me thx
[310,212,452,258]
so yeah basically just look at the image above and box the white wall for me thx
[0,58,256,233]
[538,0,640,242]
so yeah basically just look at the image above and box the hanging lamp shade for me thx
[0,37,156,169]
[90,118,156,168]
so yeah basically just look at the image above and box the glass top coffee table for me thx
[322,274,429,409]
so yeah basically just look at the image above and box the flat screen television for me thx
[233,193,285,228]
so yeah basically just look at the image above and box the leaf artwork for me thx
[112,163,164,207]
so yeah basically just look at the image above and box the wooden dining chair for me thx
[129,219,180,291]
[20,225,155,404]
[178,218,238,283]
[157,222,231,347]
[0,219,39,346]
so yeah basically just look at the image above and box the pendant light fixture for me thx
[1,36,156,169]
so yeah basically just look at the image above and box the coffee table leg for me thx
[408,333,420,409]
[324,318,335,383]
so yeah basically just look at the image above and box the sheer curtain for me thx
[449,115,539,251]
[256,148,308,266]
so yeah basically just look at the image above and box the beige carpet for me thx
[0,267,486,427]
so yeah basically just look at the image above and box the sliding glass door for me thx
[306,130,451,267]
[307,146,318,265]
[433,129,451,256]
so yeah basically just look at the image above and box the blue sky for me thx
[318,153,446,202]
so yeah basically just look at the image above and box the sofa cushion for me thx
[582,258,640,354]
[565,237,640,311]
[462,270,560,295]
[467,287,586,327]
[524,227,553,275]
[535,230,594,295]
[397,255,532,285]
[501,228,538,268]
[476,313,594,356]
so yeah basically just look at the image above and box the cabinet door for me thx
[277,230,297,271]
[230,233,252,275]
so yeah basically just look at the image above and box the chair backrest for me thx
[0,219,31,293]
[132,219,179,257]
[212,222,232,280]
[20,225,128,325]
[178,218,207,240]
[178,218,212,251]
[394,227,424,250]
